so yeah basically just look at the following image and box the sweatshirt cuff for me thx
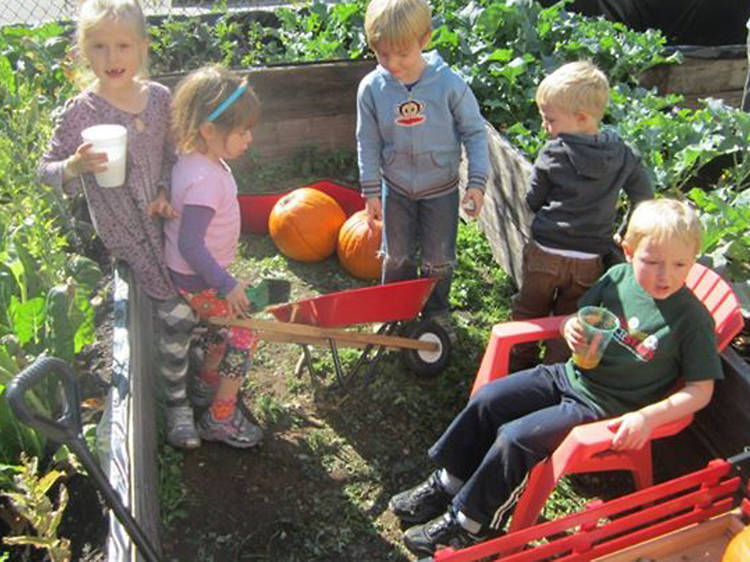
[360,182,381,199]
[467,174,488,193]
[217,274,238,296]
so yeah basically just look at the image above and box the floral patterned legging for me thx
[180,288,258,380]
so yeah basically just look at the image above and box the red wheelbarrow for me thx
[211,277,452,385]
[221,180,453,384]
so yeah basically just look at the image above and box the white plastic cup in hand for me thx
[572,306,619,369]
[81,124,128,187]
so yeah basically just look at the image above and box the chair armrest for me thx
[549,413,695,480]
[471,315,567,395]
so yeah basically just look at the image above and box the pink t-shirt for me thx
[164,152,240,275]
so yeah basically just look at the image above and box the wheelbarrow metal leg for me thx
[295,344,320,381]
[359,322,400,387]
[327,338,346,387]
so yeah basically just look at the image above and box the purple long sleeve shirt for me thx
[38,81,177,300]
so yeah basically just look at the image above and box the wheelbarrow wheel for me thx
[401,319,451,378]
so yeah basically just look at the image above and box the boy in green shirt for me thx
[389,198,722,556]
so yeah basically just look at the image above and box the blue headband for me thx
[206,81,248,122]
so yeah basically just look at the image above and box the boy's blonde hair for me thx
[535,60,609,121]
[171,65,261,155]
[365,0,431,49]
[624,198,702,255]
[76,0,149,79]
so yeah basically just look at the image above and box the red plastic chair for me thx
[471,262,745,533]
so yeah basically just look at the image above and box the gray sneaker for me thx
[165,405,201,449]
[190,376,219,409]
[197,407,264,449]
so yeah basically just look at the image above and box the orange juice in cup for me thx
[572,306,619,369]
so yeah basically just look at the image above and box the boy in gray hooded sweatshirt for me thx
[510,60,653,371]
[357,0,489,342]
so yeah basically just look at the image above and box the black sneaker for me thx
[389,471,453,524]
[403,510,485,556]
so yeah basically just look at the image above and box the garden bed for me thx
[113,57,750,562]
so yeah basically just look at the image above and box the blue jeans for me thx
[428,364,602,529]
[381,187,458,317]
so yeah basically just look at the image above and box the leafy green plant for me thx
[0,22,102,481]
[1,454,71,562]
[688,186,750,314]
[159,444,188,527]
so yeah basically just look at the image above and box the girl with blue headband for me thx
[163,65,264,448]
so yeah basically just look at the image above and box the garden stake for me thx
[7,356,162,562]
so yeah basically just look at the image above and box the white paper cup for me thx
[81,124,128,187]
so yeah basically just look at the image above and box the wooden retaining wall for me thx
[639,52,748,109]
[157,59,376,164]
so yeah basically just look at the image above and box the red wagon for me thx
[427,450,750,562]
[212,181,453,384]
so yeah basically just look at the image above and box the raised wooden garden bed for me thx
[639,47,748,109]
[107,56,749,560]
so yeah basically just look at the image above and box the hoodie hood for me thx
[376,50,450,86]
[557,129,627,180]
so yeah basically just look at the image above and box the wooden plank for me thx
[156,60,375,162]
[595,511,744,561]
[129,274,162,562]
[640,57,747,96]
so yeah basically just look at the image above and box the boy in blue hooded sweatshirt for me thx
[510,60,654,371]
[357,0,489,342]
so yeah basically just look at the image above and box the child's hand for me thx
[365,197,383,228]
[65,142,108,177]
[225,281,250,317]
[147,195,178,219]
[461,188,484,219]
[562,315,587,352]
[608,411,652,451]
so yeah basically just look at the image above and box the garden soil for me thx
[43,196,750,561]
[51,269,750,562]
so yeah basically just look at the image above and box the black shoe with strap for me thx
[403,509,486,556]
[389,471,453,524]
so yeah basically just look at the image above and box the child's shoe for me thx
[197,407,263,449]
[389,471,453,524]
[403,509,487,556]
[165,405,201,449]
[190,376,219,409]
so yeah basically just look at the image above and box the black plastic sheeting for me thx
[540,0,750,47]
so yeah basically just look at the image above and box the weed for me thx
[158,444,187,528]
[253,391,288,425]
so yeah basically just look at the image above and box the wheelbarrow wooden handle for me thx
[208,316,439,352]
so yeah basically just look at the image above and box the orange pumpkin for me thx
[722,525,750,562]
[337,210,383,280]
[268,187,346,262]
